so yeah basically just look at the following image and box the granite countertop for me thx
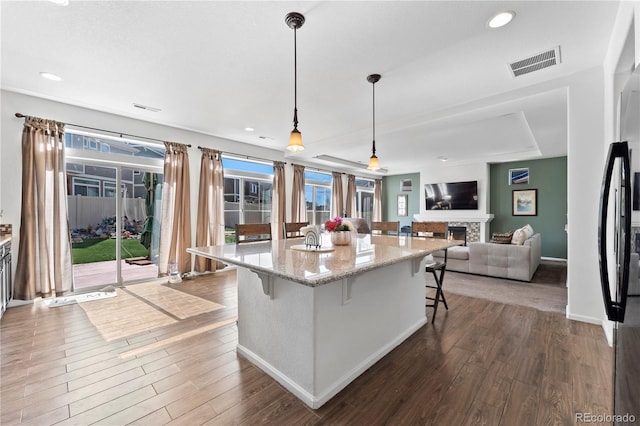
[188,234,462,287]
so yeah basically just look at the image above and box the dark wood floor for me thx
[0,269,612,425]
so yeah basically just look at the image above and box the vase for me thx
[331,231,352,246]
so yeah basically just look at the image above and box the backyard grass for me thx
[72,238,149,264]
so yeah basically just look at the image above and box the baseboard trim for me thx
[237,344,317,407]
[602,319,614,347]
[541,256,567,262]
[565,310,602,325]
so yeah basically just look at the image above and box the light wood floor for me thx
[1,270,612,425]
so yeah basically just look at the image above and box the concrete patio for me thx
[72,260,158,290]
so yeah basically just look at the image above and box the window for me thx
[356,178,374,225]
[66,133,164,160]
[305,171,332,225]
[243,179,272,224]
[103,181,127,198]
[222,157,274,239]
[72,177,100,197]
[83,139,98,150]
[66,162,85,174]
[67,161,138,199]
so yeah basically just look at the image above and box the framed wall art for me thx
[397,194,408,217]
[512,189,537,216]
[509,168,529,185]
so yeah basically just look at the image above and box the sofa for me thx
[344,218,371,234]
[433,233,542,282]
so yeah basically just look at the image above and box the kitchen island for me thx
[188,234,461,409]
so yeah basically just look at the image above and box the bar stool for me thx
[425,248,448,322]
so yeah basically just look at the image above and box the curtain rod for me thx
[14,113,192,147]
[197,146,286,165]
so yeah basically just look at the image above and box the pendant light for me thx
[285,12,305,153]
[367,74,381,170]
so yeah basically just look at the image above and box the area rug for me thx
[43,285,117,308]
[443,260,567,313]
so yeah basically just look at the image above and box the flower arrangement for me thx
[324,216,354,232]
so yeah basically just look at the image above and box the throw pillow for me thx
[491,231,514,244]
[511,228,527,245]
[522,224,534,238]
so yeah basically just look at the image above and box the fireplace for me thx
[448,226,467,246]
[412,213,493,243]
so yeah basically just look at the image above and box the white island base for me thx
[236,256,428,409]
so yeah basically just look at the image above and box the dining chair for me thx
[283,221,309,238]
[371,221,400,235]
[235,223,272,244]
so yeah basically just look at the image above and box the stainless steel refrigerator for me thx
[598,66,640,422]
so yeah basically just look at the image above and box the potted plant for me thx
[324,217,355,246]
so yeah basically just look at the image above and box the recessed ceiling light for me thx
[438,156,448,162]
[488,11,515,29]
[245,127,255,132]
[40,72,62,81]
[48,0,69,5]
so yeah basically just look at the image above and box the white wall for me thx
[565,66,607,325]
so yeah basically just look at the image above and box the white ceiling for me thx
[1,1,620,175]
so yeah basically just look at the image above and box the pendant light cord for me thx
[371,80,376,155]
[292,26,299,129]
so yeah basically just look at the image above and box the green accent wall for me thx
[382,173,420,230]
[490,157,567,259]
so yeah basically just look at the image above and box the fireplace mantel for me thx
[413,213,494,223]
[412,213,494,242]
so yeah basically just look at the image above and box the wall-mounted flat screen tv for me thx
[425,180,478,210]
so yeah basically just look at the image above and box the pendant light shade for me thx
[286,12,305,153]
[367,154,380,171]
[288,128,303,152]
[367,74,381,171]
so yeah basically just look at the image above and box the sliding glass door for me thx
[222,157,274,243]
[65,131,164,290]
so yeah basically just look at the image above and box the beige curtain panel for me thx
[14,116,73,299]
[291,164,307,223]
[195,148,225,272]
[159,142,192,275]
[373,178,383,222]
[331,172,344,219]
[271,161,286,240]
[345,174,357,217]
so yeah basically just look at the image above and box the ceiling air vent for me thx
[509,46,561,77]
[132,103,162,112]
